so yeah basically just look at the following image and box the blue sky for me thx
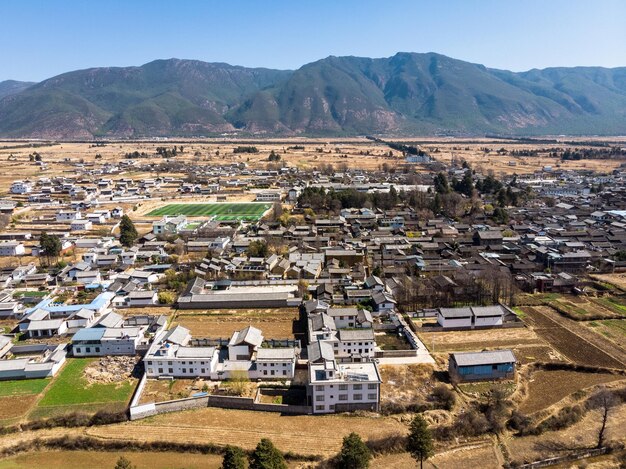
[1,0,625,82]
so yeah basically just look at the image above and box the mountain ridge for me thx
[1,53,625,138]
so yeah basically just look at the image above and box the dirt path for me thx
[522,307,625,369]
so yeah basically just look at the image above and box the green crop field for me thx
[147,202,271,221]
[35,358,136,413]
[0,378,50,397]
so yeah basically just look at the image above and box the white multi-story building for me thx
[152,215,188,235]
[10,181,33,194]
[308,359,381,414]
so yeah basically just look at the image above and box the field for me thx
[0,379,51,424]
[172,308,299,339]
[521,306,625,368]
[0,451,224,469]
[518,369,623,414]
[85,406,407,457]
[146,202,271,221]
[138,379,208,404]
[32,358,137,418]
[416,326,560,365]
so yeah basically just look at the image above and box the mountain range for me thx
[1,52,625,138]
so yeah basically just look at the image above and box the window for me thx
[353,384,362,390]
[282,370,287,376]
[264,370,268,375]
[315,405,325,411]
[86,347,91,353]
[168,368,173,374]
[147,361,152,365]
[95,348,100,353]
[182,368,186,374]
[368,384,377,390]
[316,395,325,402]
[353,394,362,400]
[158,368,163,373]
[368,393,377,400]
[147,368,153,374]
[75,348,81,353]
[315,385,324,391]
[339,384,348,391]
[338,394,348,401]
[201,368,205,374]
[168,361,173,365]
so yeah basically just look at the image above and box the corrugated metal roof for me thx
[452,350,516,367]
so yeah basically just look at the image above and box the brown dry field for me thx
[0,395,39,423]
[518,370,624,414]
[506,403,626,465]
[522,306,626,368]
[172,308,299,339]
[1,138,623,195]
[85,406,407,457]
[138,379,213,404]
[0,451,227,469]
[591,273,626,291]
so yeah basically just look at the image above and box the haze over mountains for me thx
[1,52,625,139]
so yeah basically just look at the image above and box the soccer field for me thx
[147,202,271,221]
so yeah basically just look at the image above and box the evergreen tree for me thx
[114,456,136,469]
[337,432,371,469]
[433,172,450,194]
[249,438,287,469]
[221,445,247,469]
[119,215,138,247]
[406,415,434,469]
[40,231,62,264]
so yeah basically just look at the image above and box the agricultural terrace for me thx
[146,202,271,221]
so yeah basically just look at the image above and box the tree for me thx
[249,438,287,469]
[114,456,136,469]
[119,215,138,247]
[246,240,268,258]
[588,388,617,448]
[433,172,450,194]
[40,232,62,265]
[221,445,247,469]
[407,415,434,469]
[337,432,371,469]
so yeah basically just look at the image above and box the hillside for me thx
[1,53,625,138]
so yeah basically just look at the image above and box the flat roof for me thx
[452,350,516,367]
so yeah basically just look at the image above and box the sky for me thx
[1,0,625,82]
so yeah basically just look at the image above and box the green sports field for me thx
[147,202,272,221]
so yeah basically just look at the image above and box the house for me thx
[228,326,264,361]
[0,302,19,318]
[255,348,296,379]
[436,306,507,329]
[56,210,82,222]
[152,215,188,235]
[255,192,281,202]
[0,343,67,380]
[448,350,516,382]
[127,290,158,307]
[71,325,147,356]
[0,242,25,256]
[70,219,92,231]
[10,180,33,194]
[112,207,124,218]
[308,359,381,414]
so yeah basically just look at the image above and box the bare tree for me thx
[588,388,617,448]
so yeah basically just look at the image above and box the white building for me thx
[10,181,33,194]
[56,210,82,222]
[71,219,93,231]
[0,242,25,256]
[308,359,381,414]
[152,215,188,235]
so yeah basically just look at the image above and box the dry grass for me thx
[518,370,623,414]
[172,308,299,339]
[0,450,225,469]
[89,406,407,457]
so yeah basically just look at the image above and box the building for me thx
[255,192,281,202]
[308,359,381,414]
[56,210,82,222]
[0,241,25,256]
[152,215,188,235]
[10,180,33,194]
[0,343,67,380]
[436,305,507,329]
[448,350,516,382]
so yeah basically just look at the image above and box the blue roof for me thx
[26,292,115,315]
[71,328,105,341]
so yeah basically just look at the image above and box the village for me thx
[0,139,625,467]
